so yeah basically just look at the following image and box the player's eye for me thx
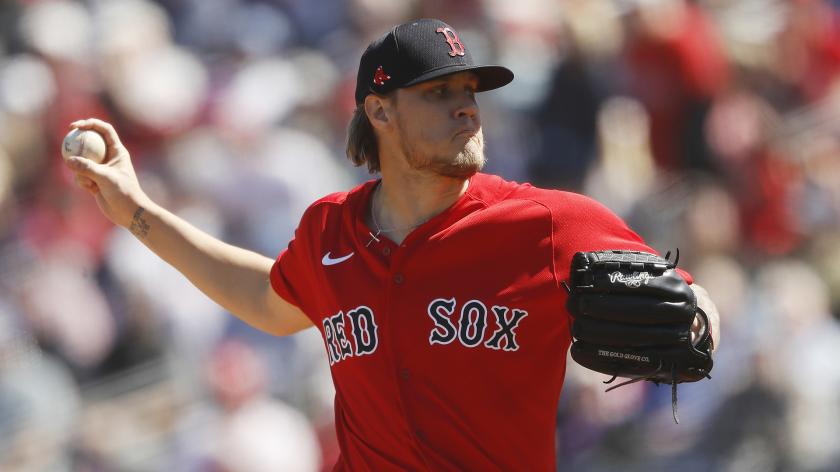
[427,85,448,98]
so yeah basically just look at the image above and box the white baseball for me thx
[62,128,107,163]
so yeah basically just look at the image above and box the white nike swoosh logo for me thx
[322,251,354,266]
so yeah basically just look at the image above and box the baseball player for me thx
[65,19,720,471]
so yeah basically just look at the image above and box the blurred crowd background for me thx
[1,0,839,470]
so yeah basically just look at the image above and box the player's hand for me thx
[63,118,152,229]
[690,313,703,346]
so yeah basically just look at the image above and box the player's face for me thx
[392,72,484,178]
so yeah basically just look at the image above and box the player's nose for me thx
[453,94,479,122]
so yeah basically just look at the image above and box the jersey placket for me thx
[381,231,439,468]
[383,230,446,470]
[349,198,433,467]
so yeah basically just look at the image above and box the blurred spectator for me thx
[775,0,840,102]
[756,260,840,471]
[175,338,322,471]
[622,0,729,172]
[583,95,656,216]
[0,321,80,471]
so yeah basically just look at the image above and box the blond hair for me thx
[345,106,380,173]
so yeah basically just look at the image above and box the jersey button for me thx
[399,369,409,380]
[382,247,391,256]
[394,274,404,284]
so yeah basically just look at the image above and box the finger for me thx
[690,313,706,346]
[65,155,109,180]
[69,118,125,151]
[75,174,99,195]
[75,174,94,188]
[83,183,99,196]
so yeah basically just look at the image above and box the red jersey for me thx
[270,173,663,471]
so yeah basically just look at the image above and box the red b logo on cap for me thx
[436,27,465,57]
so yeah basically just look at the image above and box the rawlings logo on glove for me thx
[608,271,655,287]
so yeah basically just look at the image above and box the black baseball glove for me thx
[564,250,713,423]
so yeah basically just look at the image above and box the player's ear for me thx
[364,94,394,131]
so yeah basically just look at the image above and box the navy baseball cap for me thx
[354,19,514,105]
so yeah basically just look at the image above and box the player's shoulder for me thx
[471,173,605,214]
[298,179,376,227]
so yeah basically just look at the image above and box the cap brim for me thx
[403,64,514,92]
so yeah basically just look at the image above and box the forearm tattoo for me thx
[129,207,150,238]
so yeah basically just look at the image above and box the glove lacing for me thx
[601,364,683,424]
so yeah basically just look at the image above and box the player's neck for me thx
[372,170,469,244]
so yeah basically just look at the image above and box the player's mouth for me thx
[453,128,478,140]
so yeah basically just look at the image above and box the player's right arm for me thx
[63,118,313,336]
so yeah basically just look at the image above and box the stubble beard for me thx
[400,128,486,179]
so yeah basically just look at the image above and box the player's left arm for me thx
[690,283,720,351]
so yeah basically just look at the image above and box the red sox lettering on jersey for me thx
[427,298,528,351]
[323,299,528,366]
[270,173,662,470]
[323,306,378,365]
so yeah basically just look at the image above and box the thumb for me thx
[65,155,109,179]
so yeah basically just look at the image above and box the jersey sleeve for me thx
[550,191,693,285]
[270,240,307,310]
[269,203,324,313]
